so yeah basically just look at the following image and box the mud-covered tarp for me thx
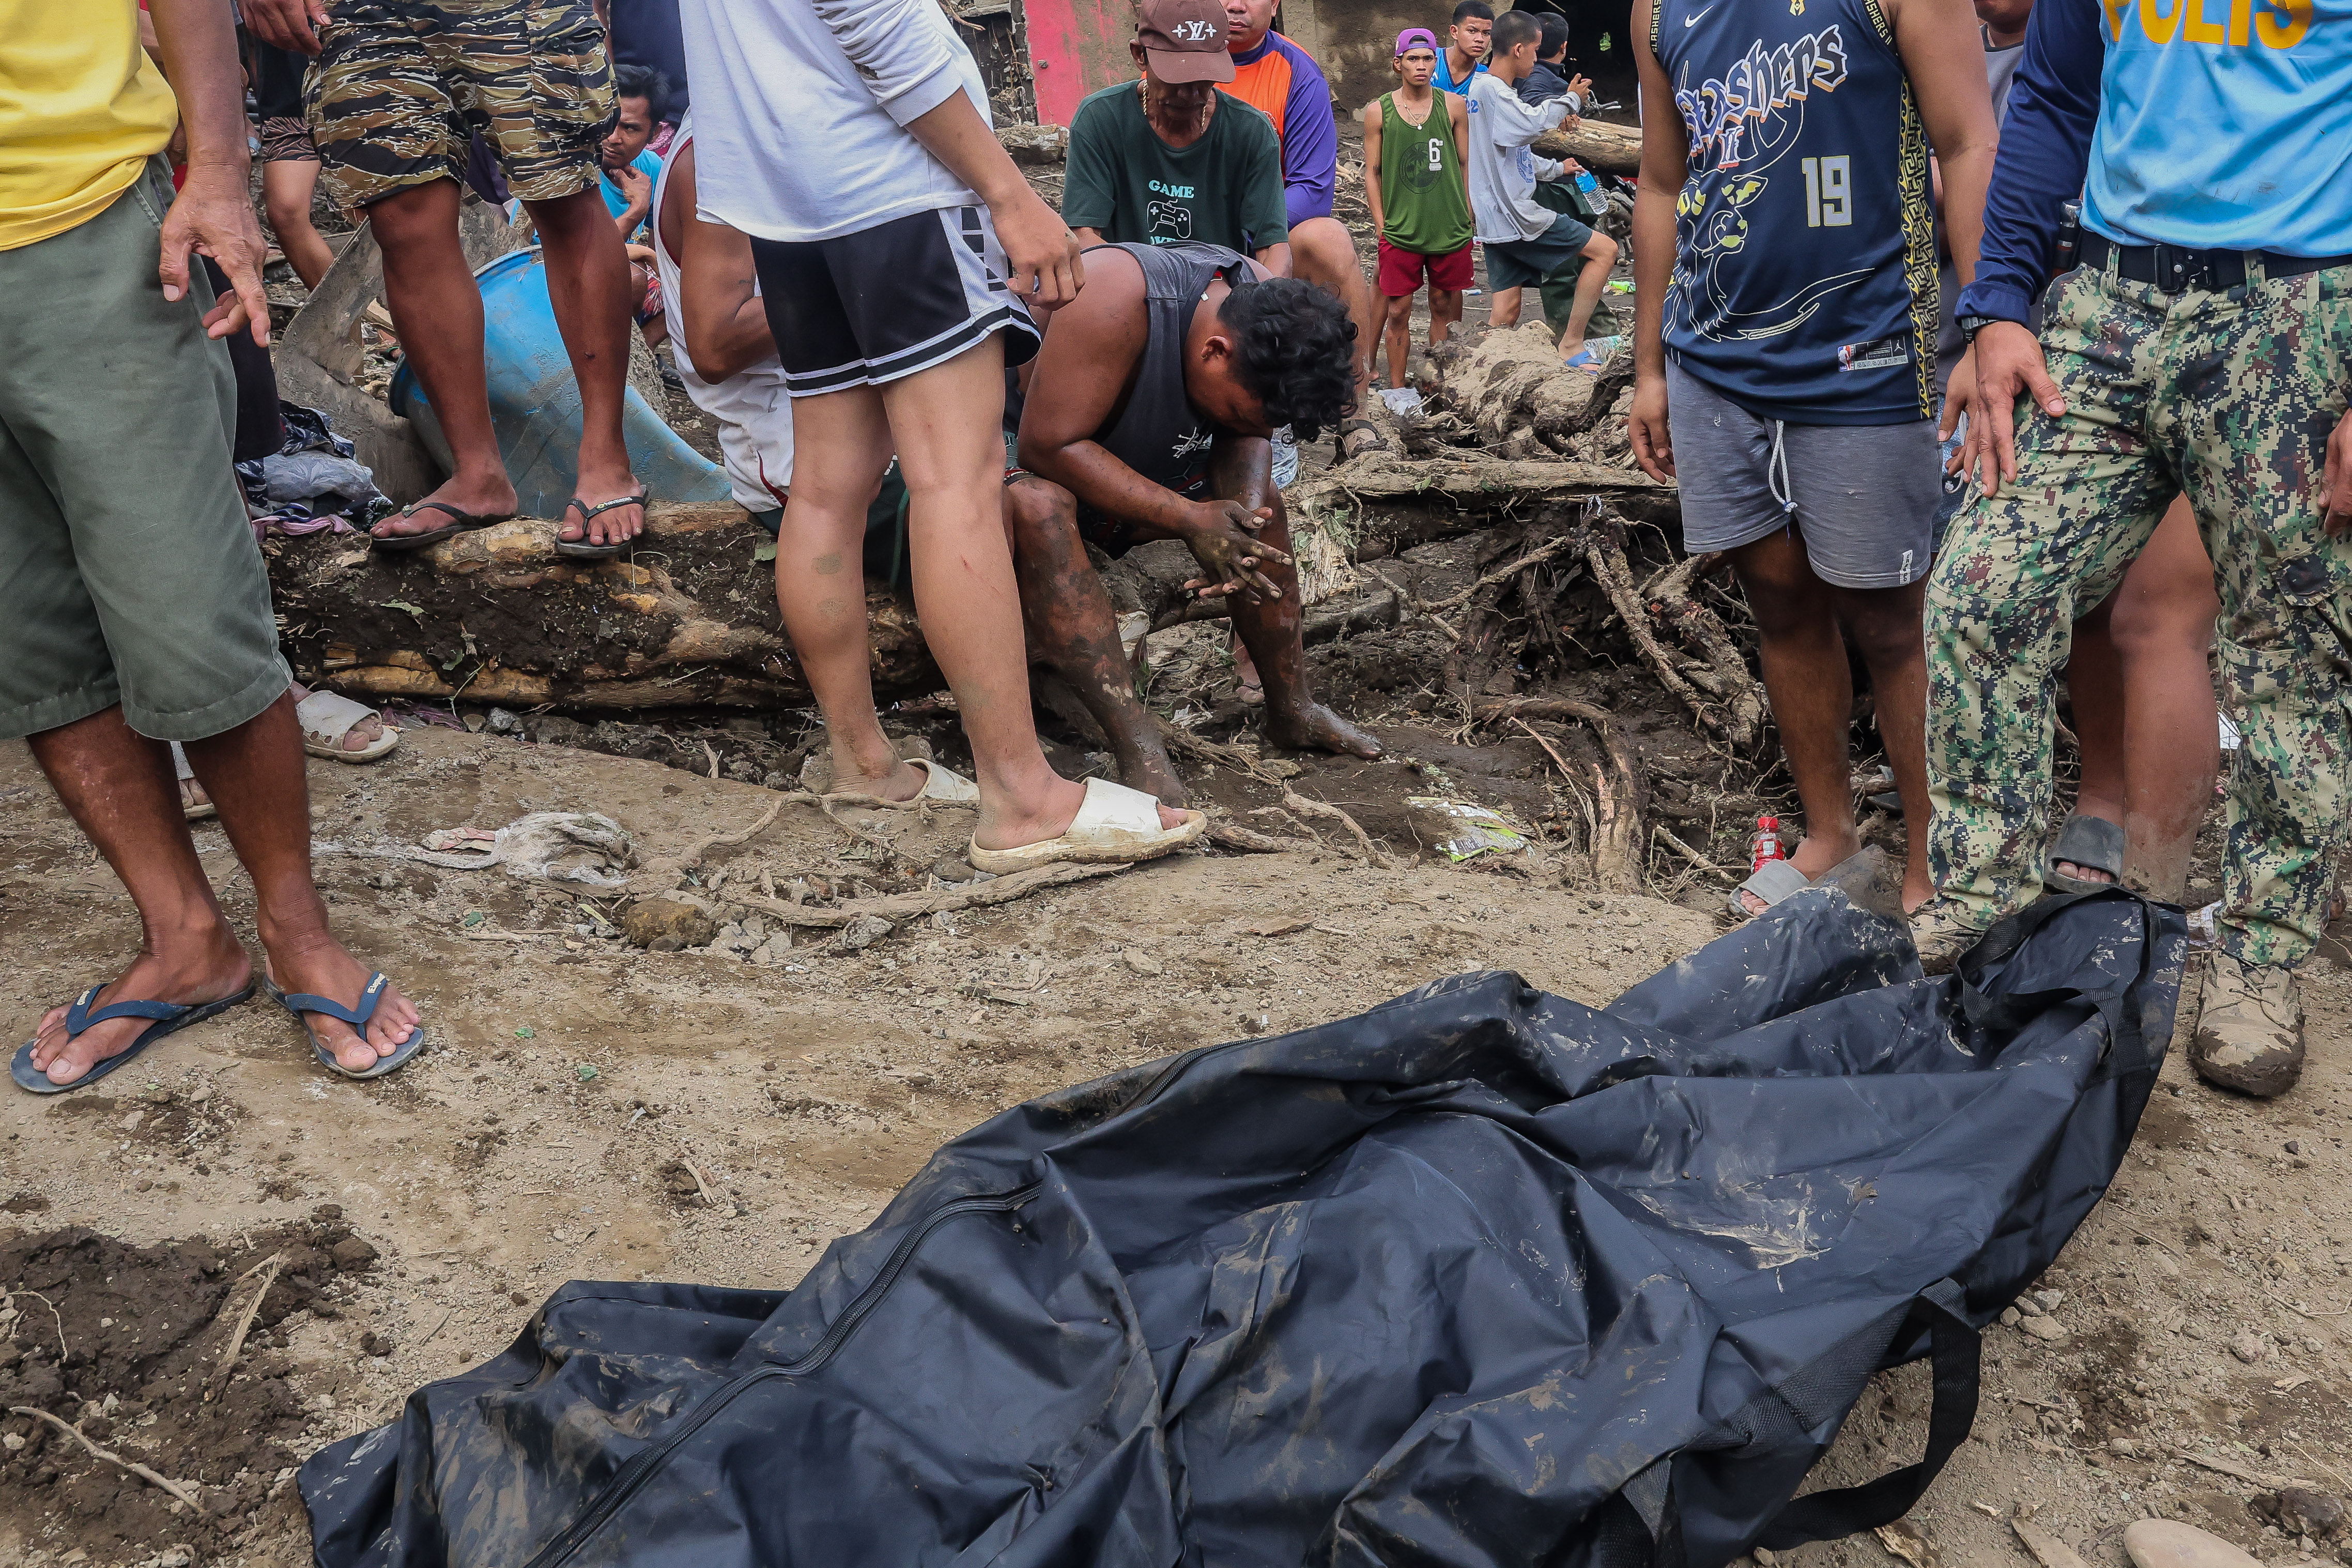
[302,887,2184,1567]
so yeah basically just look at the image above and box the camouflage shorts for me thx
[306,0,614,209]
[1926,256,2352,966]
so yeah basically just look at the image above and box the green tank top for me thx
[1376,91,1474,256]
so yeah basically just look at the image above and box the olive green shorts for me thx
[0,161,290,744]
[307,0,614,209]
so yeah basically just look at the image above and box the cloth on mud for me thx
[300,887,2184,1567]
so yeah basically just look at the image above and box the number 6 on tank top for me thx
[1428,137,1443,172]
[1802,156,1853,227]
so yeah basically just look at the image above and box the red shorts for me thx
[1377,238,1474,296]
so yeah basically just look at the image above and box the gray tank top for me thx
[1087,241,1250,500]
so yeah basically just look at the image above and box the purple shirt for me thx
[1224,31,1337,227]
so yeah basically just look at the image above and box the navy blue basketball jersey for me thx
[1652,0,1936,425]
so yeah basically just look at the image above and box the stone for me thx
[835,914,894,952]
[2109,1437,2145,1456]
[750,936,792,966]
[2032,1289,2064,1312]
[2017,1294,2048,1317]
[622,898,718,950]
[329,1237,380,1273]
[2023,1315,2068,1343]
[2230,1332,2269,1364]
[1123,948,1163,977]
[2273,1486,2345,1538]
[931,856,978,884]
[2001,1306,2022,1327]
[2124,1519,2261,1568]
[486,706,520,733]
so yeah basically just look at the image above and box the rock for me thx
[2231,1332,2269,1364]
[996,122,1067,164]
[487,706,519,733]
[2109,1437,2145,1456]
[749,935,793,966]
[2023,1315,2068,1343]
[2180,1320,2208,1340]
[2124,1519,2261,1568]
[622,898,718,950]
[2017,1293,2048,1318]
[931,857,978,884]
[2275,1486,2346,1537]
[329,1237,379,1273]
[2286,1140,2301,1155]
[2012,1517,2089,1568]
[1123,948,1163,976]
[2032,1289,2064,1312]
[2001,1306,2022,1327]
[835,914,893,952]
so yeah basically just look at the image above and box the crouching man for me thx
[1006,241,1383,805]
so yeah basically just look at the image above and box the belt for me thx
[2079,231,2352,295]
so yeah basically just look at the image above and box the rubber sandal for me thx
[2047,811,2125,894]
[966,777,1206,874]
[370,499,514,554]
[12,981,255,1095]
[297,689,400,763]
[1338,418,1391,460]
[905,758,980,803]
[171,741,216,821]
[1728,857,1808,918]
[267,972,427,1080]
[1562,336,1623,372]
[556,487,649,559]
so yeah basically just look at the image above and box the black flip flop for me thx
[11,981,255,1095]
[2047,812,2126,894]
[555,487,649,559]
[370,499,515,554]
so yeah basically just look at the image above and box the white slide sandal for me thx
[298,689,401,763]
[906,758,981,804]
[967,777,1206,874]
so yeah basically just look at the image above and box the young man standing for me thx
[1220,0,1382,451]
[1063,0,1288,272]
[1362,29,1472,399]
[681,0,1200,867]
[247,0,652,560]
[1010,243,1382,794]
[4,0,421,1086]
[1432,1,1492,96]
[1468,11,1619,366]
[1923,0,2352,1095]
[1626,0,1998,917]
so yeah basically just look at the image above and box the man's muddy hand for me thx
[1181,501,1290,605]
[245,0,331,53]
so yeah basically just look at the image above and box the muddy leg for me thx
[1002,476,1186,805]
[1206,441,1381,759]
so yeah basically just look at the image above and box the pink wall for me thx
[1021,0,1136,126]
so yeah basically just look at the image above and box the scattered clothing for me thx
[0,159,289,746]
[1927,257,2352,969]
[1652,0,1937,425]
[1372,90,1473,266]
[749,204,1039,398]
[0,0,179,251]
[256,451,388,517]
[1220,30,1336,227]
[1063,82,1288,254]
[679,0,993,244]
[1463,74,1573,243]
[1666,361,1937,590]
[400,812,637,885]
[649,118,793,512]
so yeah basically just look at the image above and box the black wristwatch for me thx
[1957,314,2008,343]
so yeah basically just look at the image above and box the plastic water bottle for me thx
[1574,170,1600,201]
[1751,816,1785,872]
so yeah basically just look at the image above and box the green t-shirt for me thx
[1062,81,1289,254]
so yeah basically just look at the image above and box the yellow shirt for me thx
[0,0,181,251]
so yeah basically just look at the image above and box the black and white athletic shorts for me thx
[749,206,1042,398]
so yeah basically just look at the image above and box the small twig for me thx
[417,1308,455,1349]
[1423,534,1580,615]
[1511,717,1582,786]
[1280,790,1398,870]
[702,740,721,780]
[2,1289,67,1360]
[1653,825,1735,883]
[740,860,1130,930]
[8,1406,206,1514]
[207,1254,283,1401]
[1205,822,1317,854]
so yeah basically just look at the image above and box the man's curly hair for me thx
[1215,277,1358,442]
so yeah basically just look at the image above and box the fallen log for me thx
[1530,118,1642,177]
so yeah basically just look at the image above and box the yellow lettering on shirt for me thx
[2254,0,2309,45]
[2228,0,2253,44]
[2180,0,2227,42]
[2101,0,2133,37]
[2137,0,2184,40]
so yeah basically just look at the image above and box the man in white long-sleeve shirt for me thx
[1466,9,1619,365]
[679,0,1202,867]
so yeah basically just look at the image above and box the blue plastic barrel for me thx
[389,248,730,519]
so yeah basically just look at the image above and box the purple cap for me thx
[1395,27,1439,55]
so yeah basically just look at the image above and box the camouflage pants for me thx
[306,0,613,209]
[1926,258,2352,966]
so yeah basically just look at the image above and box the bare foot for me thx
[1735,831,1863,917]
[1266,701,1383,760]
[265,941,421,1074]
[827,747,928,805]
[562,457,645,549]
[370,472,517,541]
[287,682,389,754]
[1232,636,1264,706]
[23,927,252,1087]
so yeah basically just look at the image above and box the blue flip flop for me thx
[11,982,255,1095]
[267,972,426,1080]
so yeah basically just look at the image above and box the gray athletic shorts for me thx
[1667,361,1939,589]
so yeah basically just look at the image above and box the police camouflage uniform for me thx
[305,0,616,209]
[1926,257,2352,968]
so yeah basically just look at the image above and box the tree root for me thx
[1279,790,1398,870]
[1489,699,1647,892]
[206,1252,283,1403]
[740,860,1134,930]
[10,1406,206,1513]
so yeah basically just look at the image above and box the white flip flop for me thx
[967,777,1206,874]
[298,689,400,763]
[906,758,980,804]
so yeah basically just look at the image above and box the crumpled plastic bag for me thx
[1404,796,1528,862]
[404,812,636,886]
[259,450,386,516]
